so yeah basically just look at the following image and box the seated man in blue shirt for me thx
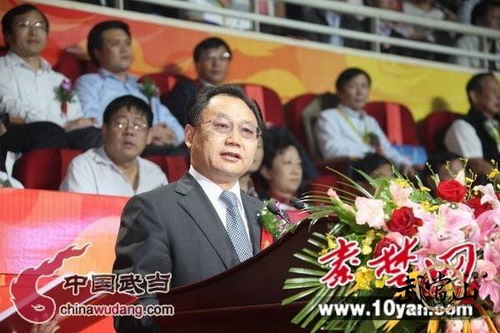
[76,20,184,153]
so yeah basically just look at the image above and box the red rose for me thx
[466,197,492,218]
[373,236,398,257]
[386,207,423,236]
[436,180,467,202]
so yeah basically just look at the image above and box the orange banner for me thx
[0,1,471,120]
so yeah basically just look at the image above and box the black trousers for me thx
[0,123,102,172]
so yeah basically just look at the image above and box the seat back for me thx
[365,101,420,145]
[12,148,81,190]
[240,83,285,126]
[144,155,189,182]
[422,110,460,155]
[54,47,97,82]
[284,93,317,154]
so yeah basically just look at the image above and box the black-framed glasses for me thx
[111,119,148,132]
[199,118,261,140]
[15,20,48,32]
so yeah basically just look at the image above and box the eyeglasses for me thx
[200,52,232,62]
[15,20,48,32]
[199,118,261,140]
[111,119,148,132]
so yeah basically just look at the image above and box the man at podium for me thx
[113,84,265,332]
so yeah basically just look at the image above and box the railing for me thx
[85,0,500,68]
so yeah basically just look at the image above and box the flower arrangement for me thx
[282,163,500,332]
[54,79,75,116]
[259,199,294,240]
[139,77,160,99]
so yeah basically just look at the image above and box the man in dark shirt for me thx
[165,37,232,126]
[445,72,500,178]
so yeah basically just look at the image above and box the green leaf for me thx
[307,238,326,248]
[357,320,376,333]
[288,267,326,276]
[281,286,322,305]
[283,282,323,289]
[302,288,337,329]
[302,248,321,258]
[291,285,330,324]
[284,277,320,284]
[373,319,388,329]
[293,253,322,267]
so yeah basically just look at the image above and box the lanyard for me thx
[485,119,500,144]
[338,105,368,142]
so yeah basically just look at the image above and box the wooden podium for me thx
[156,219,330,333]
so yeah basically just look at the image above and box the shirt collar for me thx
[95,146,139,169]
[98,67,136,83]
[6,50,51,72]
[339,103,366,119]
[197,78,215,87]
[188,165,243,206]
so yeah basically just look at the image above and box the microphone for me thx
[266,201,292,225]
[290,197,306,210]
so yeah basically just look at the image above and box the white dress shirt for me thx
[444,119,485,159]
[0,51,83,126]
[60,147,168,197]
[314,105,411,166]
[189,166,251,238]
[0,171,24,189]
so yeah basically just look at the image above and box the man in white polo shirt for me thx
[60,95,167,197]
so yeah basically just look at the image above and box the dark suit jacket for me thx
[300,7,371,50]
[113,173,263,332]
[163,78,199,127]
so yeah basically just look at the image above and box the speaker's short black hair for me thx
[87,20,131,66]
[103,95,153,127]
[335,67,372,91]
[193,37,232,63]
[185,84,263,131]
[2,4,49,46]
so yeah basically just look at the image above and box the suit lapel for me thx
[176,174,240,269]
[242,194,263,255]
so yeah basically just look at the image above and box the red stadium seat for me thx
[12,148,81,190]
[422,110,460,155]
[239,83,285,126]
[365,101,420,145]
[54,47,96,83]
[284,93,317,154]
[143,155,189,182]
[307,174,338,195]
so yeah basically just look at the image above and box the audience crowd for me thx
[0,2,499,202]
[71,0,500,68]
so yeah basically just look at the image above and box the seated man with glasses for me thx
[113,85,264,332]
[60,95,167,196]
[0,4,101,171]
[166,37,233,126]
